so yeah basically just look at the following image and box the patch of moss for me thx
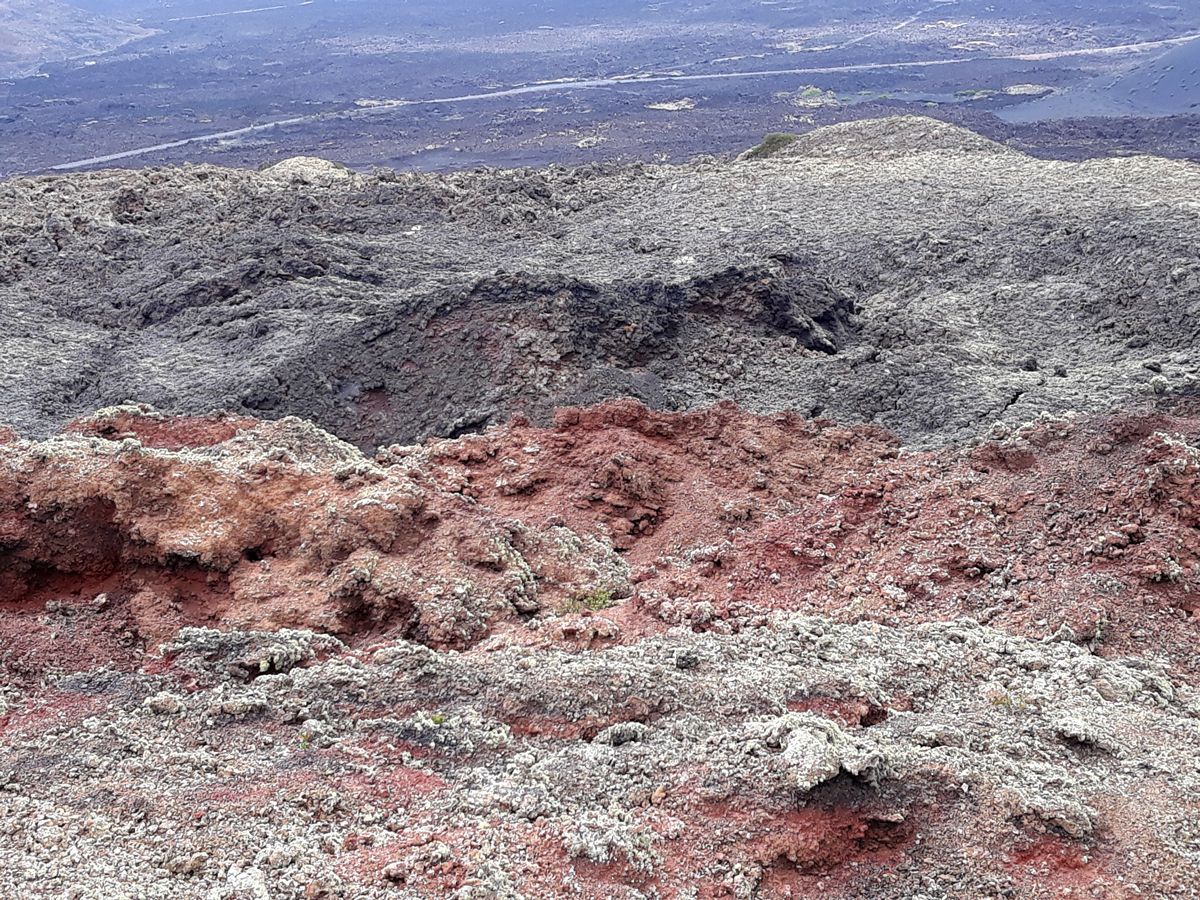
[560,588,617,614]
[742,132,799,161]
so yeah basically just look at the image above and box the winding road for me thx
[44,31,1200,173]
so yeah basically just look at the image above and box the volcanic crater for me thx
[2,118,1200,899]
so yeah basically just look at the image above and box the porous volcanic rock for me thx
[2,117,1198,448]
[5,400,1200,678]
[3,588,1200,898]
[3,402,1200,896]
[0,405,633,671]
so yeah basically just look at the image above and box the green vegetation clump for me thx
[560,588,617,615]
[955,88,997,100]
[742,132,799,161]
[987,690,1030,712]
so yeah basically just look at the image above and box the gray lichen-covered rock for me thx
[5,613,1199,897]
[2,117,1199,449]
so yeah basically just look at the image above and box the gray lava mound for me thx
[1,117,1199,447]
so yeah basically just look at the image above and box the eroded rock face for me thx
[2,401,1200,896]
[0,407,633,663]
[4,400,1200,678]
[2,117,1199,449]
[2,614,1198,898]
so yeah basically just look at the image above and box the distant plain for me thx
[2,0,1199,177]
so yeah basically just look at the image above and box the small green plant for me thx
[429,712,448,726]
[987,690,1029,712]
[560,588,617,614]
[954,88,996,100]
[742,132,798,161]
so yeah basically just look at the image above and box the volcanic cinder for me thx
[1,117,1198,448]
[2,118,1200,900]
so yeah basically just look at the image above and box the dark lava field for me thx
[3,0,1200,178]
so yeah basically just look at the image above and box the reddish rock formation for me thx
[4,401,1200,898]
[419,399,1200,681]
[0,407,630,672]
[4,400,1200,682]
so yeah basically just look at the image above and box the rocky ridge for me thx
[1,118,1198,449]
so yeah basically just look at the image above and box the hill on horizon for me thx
[1004,37,1200,122]
[0,0,154,79]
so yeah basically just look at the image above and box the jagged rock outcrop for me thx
[3,398,1200,896]
[1,117,1198,448]
[0,406,633,662]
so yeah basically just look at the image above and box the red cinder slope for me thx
[3,401,1200,898]
[3,401,1199,680]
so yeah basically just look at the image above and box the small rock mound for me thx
[262,156,357,186]
[778,115,1014,159]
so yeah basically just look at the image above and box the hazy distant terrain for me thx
[1005,36,1200,121]
[0,0,153,79]
[1,0,1199,176]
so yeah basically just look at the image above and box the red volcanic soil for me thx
[3,400,1200,898]
[423,400,1200,678]
[2,400,1199,680]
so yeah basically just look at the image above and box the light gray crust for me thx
[1,117,1197,448]
[2,618,1198,898]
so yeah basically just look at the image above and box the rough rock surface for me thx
[5,114,1200,899]
[2,117,1198,449]
[0,405,634,667]
[5,616,1198,900]
[3,401,1200,897]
